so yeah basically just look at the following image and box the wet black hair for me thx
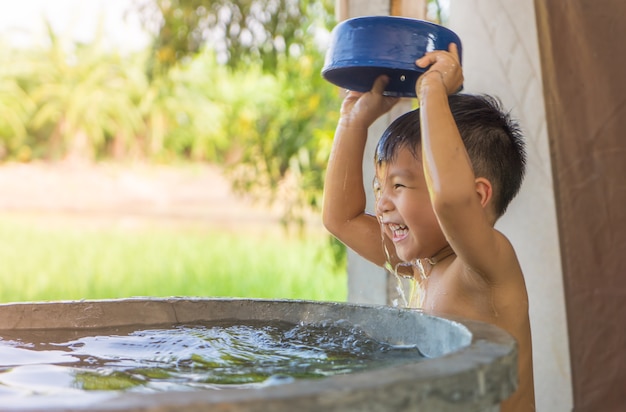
[375,94,526,218]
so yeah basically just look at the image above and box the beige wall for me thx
[448,1,572,410]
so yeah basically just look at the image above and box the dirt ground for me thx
[0,161,301,232]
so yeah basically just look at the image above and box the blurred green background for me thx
[0,0,444,303]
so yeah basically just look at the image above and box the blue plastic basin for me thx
[322,16,462,97]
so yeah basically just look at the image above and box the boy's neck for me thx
[413,245,456,284]
[425,245,456,266]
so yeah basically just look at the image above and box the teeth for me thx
[388,223,407,231]
[387,223,408,238]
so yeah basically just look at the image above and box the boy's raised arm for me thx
[416,44,515,282]
[322,77,399,267]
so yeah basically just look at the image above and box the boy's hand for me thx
[338,75,399,129]
[415,42,463,97]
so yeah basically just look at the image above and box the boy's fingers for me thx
[416,42,460,68]
[416,51,445,68]
[448,43,461,65]
[371,75,389,94]
[416,54,433,68]
[448,42,459,57]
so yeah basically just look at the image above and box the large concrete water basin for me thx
[0,298,517,411]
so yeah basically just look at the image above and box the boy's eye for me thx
[373,179,381,192]
[393,183,405,189]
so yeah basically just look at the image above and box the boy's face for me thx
[374,147,447,262]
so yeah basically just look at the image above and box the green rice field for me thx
[0,216,347,304]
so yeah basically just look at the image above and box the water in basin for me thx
[0,319,424,397]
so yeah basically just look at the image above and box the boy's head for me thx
[375,93,526,219]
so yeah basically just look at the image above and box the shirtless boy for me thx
[322,44,535,411]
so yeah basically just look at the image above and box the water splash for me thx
[378,216,426,309]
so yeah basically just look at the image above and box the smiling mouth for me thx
[387,223,408,241]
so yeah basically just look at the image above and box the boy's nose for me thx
[375,191,394,215]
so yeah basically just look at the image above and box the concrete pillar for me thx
[448,1,573,410]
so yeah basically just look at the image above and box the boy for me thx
[322,44,535,411]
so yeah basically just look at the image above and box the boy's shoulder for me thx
[422,255,527,320]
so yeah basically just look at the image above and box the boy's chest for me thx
[419,269,494,320]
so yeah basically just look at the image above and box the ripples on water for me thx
[0,320,424,398]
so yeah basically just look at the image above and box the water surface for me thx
[0,319,424,400]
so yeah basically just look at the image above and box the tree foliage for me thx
[134,0,335,77]
[0,0,445,228]
[27,22,145,161]
[132,0,340,226]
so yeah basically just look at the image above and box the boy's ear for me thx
[474,177,493,209]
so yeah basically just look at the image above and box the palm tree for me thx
[0,46,35,160]
[27,20,144,162]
